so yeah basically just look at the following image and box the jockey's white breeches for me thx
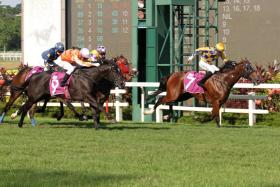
[199,59,220,73]
[55,58,75,75]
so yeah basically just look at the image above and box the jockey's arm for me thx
[73,55,96,67]
[220,51,228,62]
[188,47,209,62]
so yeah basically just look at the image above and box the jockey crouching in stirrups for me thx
[56,48,100,87]
[188,42,228,90]
[41,42,65,71]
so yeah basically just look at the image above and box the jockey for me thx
[57,48,100,87]
[90,49,101,61]
[188,42,228,89]
[41,42,65,71]
[96,45,106,60]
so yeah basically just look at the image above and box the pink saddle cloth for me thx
[49,72,71,99]
[25,66,44,81]
[184,71,205,93]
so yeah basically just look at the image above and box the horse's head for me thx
[239,58,261,85]
[113,55,138,81]
[98,61,126,89]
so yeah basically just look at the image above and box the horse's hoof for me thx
[18,125,23,128]
[31,119,37,127]
[56,116,62,121]
[79,116,85,121]
[10,113,17,119]
[82,115,88,121]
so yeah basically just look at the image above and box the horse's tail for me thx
[147,74,171,99]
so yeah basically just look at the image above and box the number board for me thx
[67,0,131,60]
[219,0,280,64]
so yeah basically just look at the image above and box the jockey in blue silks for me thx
[41,42,65,71]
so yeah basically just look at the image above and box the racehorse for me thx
[0,55,137,125]
[17,61,126,128]
[0,68,13,102]
[94,55,138,122]
[27,55,138,124]
[145,59,260,127]
[0,65,32,122]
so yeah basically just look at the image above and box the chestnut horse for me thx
[146,59,260,127]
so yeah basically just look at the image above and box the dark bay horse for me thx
[146,59,260,127]
[0,55,137,124]
[95,55,138,121]
[27,55,138,123]
[17,62,126,128]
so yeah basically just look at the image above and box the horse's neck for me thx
[217,67,243,88]
[76,66,109,82]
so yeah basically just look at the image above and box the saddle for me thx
[49,72,72,99]
[184,71,205,93]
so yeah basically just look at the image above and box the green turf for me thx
[0,118,280,187]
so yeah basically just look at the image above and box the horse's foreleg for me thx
[0,90,22,123]
[211,101,221,128]
[56,101,64,121]
[87,97,102,129]
[166,104,174,122]
[36,98,50,113]
[18,100,35,128]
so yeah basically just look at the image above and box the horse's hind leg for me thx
[27,103,37,127]
[80,102,88,121]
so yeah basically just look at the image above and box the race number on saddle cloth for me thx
[49,72,71,99]
[24,66,44,81]
[184,71,205,93]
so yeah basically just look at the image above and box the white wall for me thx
[23,0,62,67]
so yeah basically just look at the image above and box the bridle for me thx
[241,61,255,79]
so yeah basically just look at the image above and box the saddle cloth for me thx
[184,71,205,93]
[49,72,71,99]
[25,66,44,81]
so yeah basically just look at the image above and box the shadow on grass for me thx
[2,119,170,131]
[0,169,135,186]
[46,122,170,131]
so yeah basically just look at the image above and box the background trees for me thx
[0,2,21,51]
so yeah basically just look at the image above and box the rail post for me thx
[248,92,256,126]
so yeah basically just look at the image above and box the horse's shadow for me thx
[47,122,171,131]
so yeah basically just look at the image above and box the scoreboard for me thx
[67,0,132,60]
[219,0,280,65]
[66,0,280,65]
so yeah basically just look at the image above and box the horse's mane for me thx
[219,60,237,73]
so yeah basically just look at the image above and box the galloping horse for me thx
[17,62,126,128]
[0,55,137,124]
[27,55,138,123]
[95,55,138,121]
[0,65,32,122]
[146,59,260,127]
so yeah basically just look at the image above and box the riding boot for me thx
[198,71,213,89]
[60,73,70,87]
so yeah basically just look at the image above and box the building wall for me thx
[219,0,280,65]
[22,0,64,67]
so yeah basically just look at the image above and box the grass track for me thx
[0,118,280,186]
